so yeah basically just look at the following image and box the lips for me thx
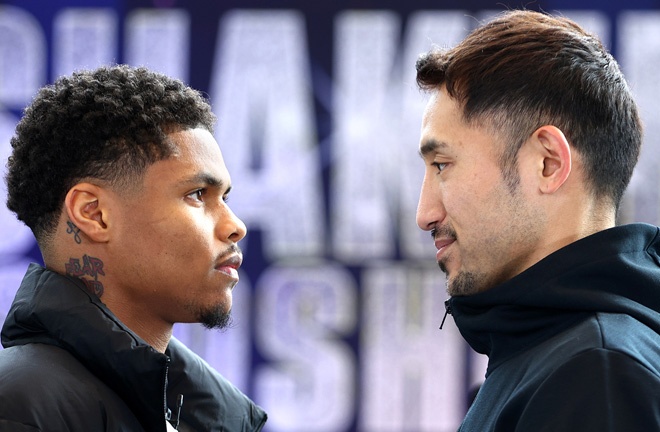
[434,238,455,262]
[215,253,242,280]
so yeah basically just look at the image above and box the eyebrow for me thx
[180,172,229,191]
[418,139,448,158]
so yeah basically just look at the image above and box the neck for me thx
[101,296,174,353]
[543,198,616,258]
[135,325,172,354]
[46,216,174,353]
[46,255,174,353]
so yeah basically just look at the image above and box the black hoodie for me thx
[450,223,660,431]
[0,264,267,432]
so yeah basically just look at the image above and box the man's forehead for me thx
[147,130,230,179]
[419,91,455,155]
[421,91,441,124]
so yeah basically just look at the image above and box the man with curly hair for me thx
[415,10,660,431]
[0,65,267,431]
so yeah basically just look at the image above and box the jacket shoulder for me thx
[0,420,41,432]
[595,312,660,376]
[0,344,143,431]
[512,347,660,431]
[462,314,660,431]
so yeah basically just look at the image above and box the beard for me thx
[198,307,233,329]
[444,269,484,297]
[184,302,234,330]
[434,225,480,296]
[436,227,489,297]
[435,179,543,297]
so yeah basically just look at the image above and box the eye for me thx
[187,189,205,202]
[222,185,233,204]
[432,162,448,172]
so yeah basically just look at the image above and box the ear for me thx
[64,183,110,243]
[531,125,572,194]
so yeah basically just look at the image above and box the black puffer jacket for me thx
[0,264,267,431]
[450,223,660,431]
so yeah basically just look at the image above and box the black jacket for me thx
[0,264,267,432]
[451,223,660,431]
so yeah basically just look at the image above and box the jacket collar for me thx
[2,264,171,431]
[449,223,660,375]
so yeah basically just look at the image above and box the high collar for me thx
[2,264,170,431]
[449,223,660,375]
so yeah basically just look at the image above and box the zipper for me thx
[163,357,171,430]
[172,394,184,430]
[439,299,452,329]
[163,355,184,430]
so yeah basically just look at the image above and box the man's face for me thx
[416,88,544,296]
[108,127,246,328]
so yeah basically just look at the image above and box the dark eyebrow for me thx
[418,139,447,158]
[180,173,228,192]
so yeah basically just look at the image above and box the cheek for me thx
[444,174,506,226]
[126,217,196,260]
[118,203,218,264]
[442,181,480,218]
[158,215,217,259]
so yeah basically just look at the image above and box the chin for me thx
[197,307,233,330]
[446,270,483,297]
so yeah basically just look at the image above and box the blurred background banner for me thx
[1,1,659,431]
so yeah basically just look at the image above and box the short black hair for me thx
[416,10,642,207]
[5,64,216,244]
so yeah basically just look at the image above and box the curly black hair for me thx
[5,64,217,245]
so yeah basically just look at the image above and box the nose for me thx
[416,173,445,231]
[218,203,247,243]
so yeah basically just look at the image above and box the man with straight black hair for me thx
[416,10,660,431]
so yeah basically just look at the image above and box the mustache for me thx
[430,225,457,241]
[219,243,243,259]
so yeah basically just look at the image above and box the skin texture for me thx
[416,87,616,297]
[49,127,247,353]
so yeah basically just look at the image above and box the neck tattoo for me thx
[66,221,82,244]
[65,254,106,297]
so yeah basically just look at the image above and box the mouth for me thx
[431,225,457,263]
[434,238,455,262]
[215,253,242,280]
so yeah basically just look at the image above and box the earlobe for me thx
[64,183,110,243]
[534,125,572,194]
